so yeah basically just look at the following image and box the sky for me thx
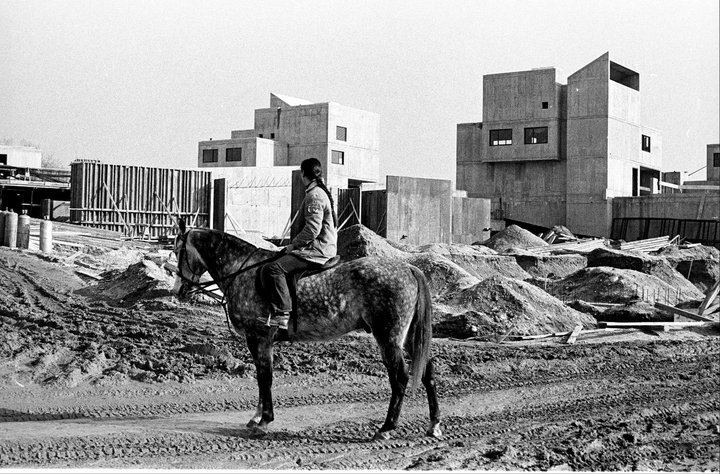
[1,0,718,182]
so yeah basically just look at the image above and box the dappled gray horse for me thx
[172,221,441,440]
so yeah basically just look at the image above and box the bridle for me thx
[174,229,283,300]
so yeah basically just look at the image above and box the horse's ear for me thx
[178,218,186,234]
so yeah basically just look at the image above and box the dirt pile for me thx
[404,252,479,297]
[540,266,705,304]
[478,225,548,253]
[652,244,720,292]
[586,247,702,298]
[75,259,176,307]
[337,225,406,261]
[513,254,587,279]
[433,275,595,338]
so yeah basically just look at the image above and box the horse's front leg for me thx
[246,330,276,436]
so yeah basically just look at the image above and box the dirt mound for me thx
[404,252,479,297]
[433,276,595,338]
[479,225,548,253]
[513,254,587,279]
[75,259,175,306]
[652,244,720,292]
[542,266,705,304]
[586,247,702,298]
[337,225,406,261]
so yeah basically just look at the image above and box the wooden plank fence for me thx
[69,160,211,238]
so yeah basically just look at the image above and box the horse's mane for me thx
[197,227,280,253]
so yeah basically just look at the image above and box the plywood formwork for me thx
[70,160,211,238]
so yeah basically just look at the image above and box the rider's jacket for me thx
[290,181,337,264]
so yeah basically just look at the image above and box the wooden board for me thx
[563,325,584,344]
[698,281,720,315]
[654,302,714,322]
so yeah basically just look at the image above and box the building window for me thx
[524,127,548,144]
[714,153,720,167]
[331,150,345,165]
[642,135,651,152]
[226,148,242,162]
[0,154,6,165]
[270,133,275,139]
[541,101,549,109]
[202,149,218,163]
[489,129,512,146]
[336,126,347,141]
[258,133,263,138]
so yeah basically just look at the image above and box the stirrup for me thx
[256,314,272,327]
[269,312,290,330]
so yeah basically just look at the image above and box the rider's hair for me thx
[300,158,337,227]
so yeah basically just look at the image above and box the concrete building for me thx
[457,52,663,238]
[199,93,380,238]
[0,145,42,170]
[708,144,720,183]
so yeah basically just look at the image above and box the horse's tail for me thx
[407,265,433,390]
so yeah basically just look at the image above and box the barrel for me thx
[17,211,31,249]
[0,209,7,247]
[40,218,53,253]
[4,210,18,249]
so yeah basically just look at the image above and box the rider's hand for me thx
[284,244,294,253]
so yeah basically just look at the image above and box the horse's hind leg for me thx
[422,357,442,438]
[245,331,275,435]
[374,343,409,440]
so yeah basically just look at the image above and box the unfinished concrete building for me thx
[457,52,662,238]
[198,93,380,238]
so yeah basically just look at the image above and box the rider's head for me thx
[300,158,323,183]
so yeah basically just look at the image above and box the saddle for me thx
[255,255,342,332]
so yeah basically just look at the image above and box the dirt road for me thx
[1,246,719,471]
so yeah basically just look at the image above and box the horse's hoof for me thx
[373,430,392,441]
[250,425,268,438]
[246,419,259,428]
[426,423,443,438]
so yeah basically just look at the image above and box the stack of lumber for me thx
[619,235,674,253]
[524,238,609,255]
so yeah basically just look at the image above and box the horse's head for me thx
[172,219,207,299]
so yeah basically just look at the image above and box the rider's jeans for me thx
[259,254,318,313]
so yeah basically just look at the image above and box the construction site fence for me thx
[70,160,211,238]
[611,217,720,249]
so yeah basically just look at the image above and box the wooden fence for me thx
[70,160,211,238]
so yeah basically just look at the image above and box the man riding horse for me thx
[257,157,338,330]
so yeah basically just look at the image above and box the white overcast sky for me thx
[1,0,718,181]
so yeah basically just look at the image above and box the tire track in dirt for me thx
[1,374,716,468]
[1,338,716,423]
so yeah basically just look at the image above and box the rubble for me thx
[652,244,720,292]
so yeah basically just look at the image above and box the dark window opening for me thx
[610,61,640,91]
[336,126,347,141]
[202,149,218,163]
[712,152,720,167]
[541,101,549,109]
[632,168,639,196]
[226,148,242,162]
[489,129,512,146]
[331,150,345,165]
[0,154,6,165]
[270,133,275,139]
[642,135,651,152]
[524,127,548,144]
[258,133,263,138]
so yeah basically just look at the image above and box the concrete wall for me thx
[452,196,491,244]
[210,166,294,238]
[197,138,279,168]
[707,144,720,182]
[325,102,380,188]
[481,68,564,163]
[385,176,453,245]
[0,145,42,168]
[613,194,720,221]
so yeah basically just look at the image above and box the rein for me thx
[174,230,281,301]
